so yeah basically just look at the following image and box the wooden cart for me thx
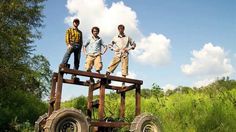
[35,64,161,132]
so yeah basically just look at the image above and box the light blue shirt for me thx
[84,36,105,56]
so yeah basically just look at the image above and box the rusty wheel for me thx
[44,108,89,132]
[35,113,48,132]
[129,113,162,132]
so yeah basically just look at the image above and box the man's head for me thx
[118,24,125,35]
[91,26,100,37]
[73,18,80,27]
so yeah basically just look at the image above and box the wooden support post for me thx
[120,92,126,119]
[48,73,57,115]
[55,72,64,110]
[135,85,141,116]
[87,83,94,118]
[98,79,106,120]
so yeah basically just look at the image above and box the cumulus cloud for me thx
[65,0,171,66]
[181,43,234,87]
[181,43,234,77]
[132,33,171,66]
[65,0,141,40]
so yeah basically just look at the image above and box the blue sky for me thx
[35,0,236,100]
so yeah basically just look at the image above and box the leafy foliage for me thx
[0,0,50,131]
[64,78,236,132]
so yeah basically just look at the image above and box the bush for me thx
[0,89,47,131]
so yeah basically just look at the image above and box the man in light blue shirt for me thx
[83,27,107,74]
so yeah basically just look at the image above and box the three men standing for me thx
[61,18,136,81]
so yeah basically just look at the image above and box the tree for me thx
[151,83,164,101]
[0,0,48,97]
[0,0,50,130]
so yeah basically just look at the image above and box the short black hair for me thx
[118,24,125,29]
[91,26,100,33]
[73,18,80,23]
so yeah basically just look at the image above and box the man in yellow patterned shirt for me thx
[61,18,83,79]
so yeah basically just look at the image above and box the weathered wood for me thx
[120,92,126,119]
[135,85,141,116]
[98,80,106,120]
[117,84,136,93]
[47,64,144,129]
[59,65,143,85]
[54,72,63,110]
[48,73,57,115]
[87,83,94,118]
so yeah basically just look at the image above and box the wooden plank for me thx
[98,82,105,120]
[117,84,136,93]
[87,84,93,118]
[59,65,143,85]
[120,92,126,119]
[55,72,63,110]
[48,73,57,115]
[135,85,141,116]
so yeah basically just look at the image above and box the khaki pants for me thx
[108,56,128,76]
[85,55,102,71]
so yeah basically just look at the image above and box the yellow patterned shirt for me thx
[65,27,83,45]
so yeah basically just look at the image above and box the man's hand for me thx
[82,46,87,55]
[67,44,72,49]
[123,48,129,52]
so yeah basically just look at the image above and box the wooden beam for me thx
[135,85,141,116]
[59,64,143,85]
[117,84,136,93]
[48,73,57,115]
[87,84,93,118]
[120,92,126,119]
[98,81,106,120]
[55,72,64,110]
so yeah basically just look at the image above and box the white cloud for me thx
[111,71,137,86]
[162,84,176,92]
[181,43,234,77]
[181,43,234,87]
[65,0,141,40]
[65,0,171,66]
[132,33,171,66]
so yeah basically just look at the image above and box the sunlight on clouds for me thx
[65,0,171,66]
[65,0,141,40]
[181,43,234,87]
[132,33,171,66]
[181,43,234,77]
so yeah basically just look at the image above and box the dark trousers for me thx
[62,43,82,70]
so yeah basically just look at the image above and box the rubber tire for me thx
[44,108,89,132]
[129,113,162,132]
[35,113,48,132]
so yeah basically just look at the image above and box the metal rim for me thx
[142,121,159,132]
[55,117,81,132]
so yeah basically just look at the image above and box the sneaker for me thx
[90,77,95,83]
[105,71,110,77]
[122,82,125,88]
[71,75,76,79]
